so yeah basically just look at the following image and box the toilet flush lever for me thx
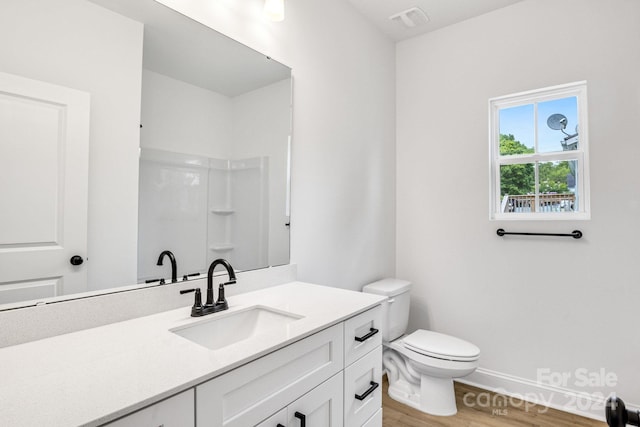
[355,327,379,342]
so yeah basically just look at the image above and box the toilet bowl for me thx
[363,279,480,416]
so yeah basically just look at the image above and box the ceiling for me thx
[85,0,524,93]
[347,0,524,42]
[88,0,291,97]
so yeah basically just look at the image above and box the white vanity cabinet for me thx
[0,282,386,427]
[342,306,383,427]
[197,306,382,427]
[104,389,194,427]
[102,305,382,427]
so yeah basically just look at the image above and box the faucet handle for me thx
[183,272,201,281]
[180,288,203,313]
[193,288,202,309]
[192,289,204,316]
[215,281,235,308]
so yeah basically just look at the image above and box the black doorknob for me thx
[70,255,84,266]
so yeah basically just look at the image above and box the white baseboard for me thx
[456,367,638,423]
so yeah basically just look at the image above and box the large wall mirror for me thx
[0,0,292,310]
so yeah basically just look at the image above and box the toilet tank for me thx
[362,278,411,342]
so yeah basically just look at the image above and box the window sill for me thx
[491,212,590,221]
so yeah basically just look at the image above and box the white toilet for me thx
[363,278,480,416]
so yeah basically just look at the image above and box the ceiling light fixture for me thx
[264,0,285,22]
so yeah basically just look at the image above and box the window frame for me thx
[489,81,590,220]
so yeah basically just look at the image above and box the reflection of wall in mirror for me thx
[0,0,143,292]
[139,69,291,277]
[232,79,291,268]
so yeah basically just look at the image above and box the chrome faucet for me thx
[181,258,236,317]
[156,250,177,283]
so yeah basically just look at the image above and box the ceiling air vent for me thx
[389,7,429,29]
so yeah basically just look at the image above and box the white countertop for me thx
[0,282,385,426]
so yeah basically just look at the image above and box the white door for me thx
[0,71,90,305]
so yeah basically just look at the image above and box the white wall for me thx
[0,0,142,291]
[156,0,397,291]
[397,0,640,416]
[141,69,233,159]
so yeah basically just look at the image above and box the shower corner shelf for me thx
[209,244,234,252]
[210,208,235,215]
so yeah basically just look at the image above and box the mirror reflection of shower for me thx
[137,149,270,283]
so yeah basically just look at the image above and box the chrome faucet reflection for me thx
[180,258,236,317]
[156,250,177,283]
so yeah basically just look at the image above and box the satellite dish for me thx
[547,113,568,130]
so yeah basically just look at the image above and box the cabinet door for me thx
[255,408,287,427]
[344,346,382,427]
[104,390,194,427]
[287,372,343,427]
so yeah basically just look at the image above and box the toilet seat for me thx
[403,330,480,362]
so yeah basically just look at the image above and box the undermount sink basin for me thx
[170,305,304,350]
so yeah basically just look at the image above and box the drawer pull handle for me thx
[294,411,306,427]
[355,381,379,401]
[355,327,379,342]
[277,424,285,427]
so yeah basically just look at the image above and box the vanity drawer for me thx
[362,408,383,427]
[344,345,382,427]
[344,305,382,367]
[104,389,194,427]
[196,323,343,427]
